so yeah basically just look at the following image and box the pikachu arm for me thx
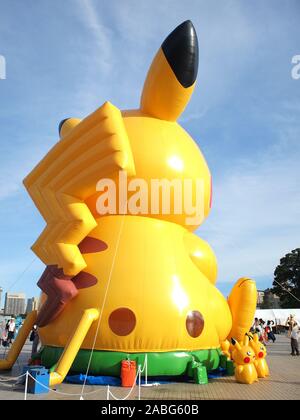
[0,311,37,370]
[49,308,99,386]
[184,232,233,343]
[184,231,217,284]
[227,278,257,343]
[220,340,231,359]
[235,364,244,375]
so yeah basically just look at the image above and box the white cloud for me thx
[75,0,113,73]
[180,108,208,124]
[71,1,263,114]
[199,111,300,283]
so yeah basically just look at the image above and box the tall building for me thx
[0,287,3,310]
[4,292,26,316]
[257,290,265,308]
[26,297,39,313]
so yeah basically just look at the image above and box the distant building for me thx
[263,288,281,309]
[4,292,26,316]
[0,287,3,310]
[257,290,265,308]
[257,288,280,309]
[26,297,39,313]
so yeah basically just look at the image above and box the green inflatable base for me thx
[40,346,222,377]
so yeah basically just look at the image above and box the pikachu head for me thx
[247,333,267,359]
[60,21,212,231]
[231,336,256,365]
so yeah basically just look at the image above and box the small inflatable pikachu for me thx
[231,336,258,384]
[248,333,270,378]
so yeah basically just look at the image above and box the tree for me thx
[271,248,300,308]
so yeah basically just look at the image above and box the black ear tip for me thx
[169,20,196,36]
[58,118,70,135]
[231,338,236,345]
[162,20,198,88]
[179,20,195,30]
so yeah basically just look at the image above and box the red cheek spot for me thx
[258,352,264,358]
[244,357,250,364]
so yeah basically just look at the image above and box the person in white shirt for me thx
[291,323,299,356]
[286,314,296,337]
[7,318,16,345]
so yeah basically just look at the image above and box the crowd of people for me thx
[251,314,299,356]
[1,318,40,358]
[251,318,276,345]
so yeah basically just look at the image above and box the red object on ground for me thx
[28,358,42,366]
[121,360,136,387]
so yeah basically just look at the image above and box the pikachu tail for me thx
[228,278,257,342]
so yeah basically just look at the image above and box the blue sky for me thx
[0,0,299,307]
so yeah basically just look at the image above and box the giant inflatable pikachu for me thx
[0,21,257,385]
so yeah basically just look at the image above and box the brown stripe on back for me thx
[72,271,98,289]
[78,236,108,254]
[36,266,78,327]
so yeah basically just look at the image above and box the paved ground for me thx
[0,334,299,400]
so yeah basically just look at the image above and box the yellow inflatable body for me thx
[0,21,258,385]
[249,334,270,378]
[231,337,258,385]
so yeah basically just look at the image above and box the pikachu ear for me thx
[253,334,259,343]
[244,335,249,346]
[231,338,241,351]
[140,20,198,121]
[59,118,81,138]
